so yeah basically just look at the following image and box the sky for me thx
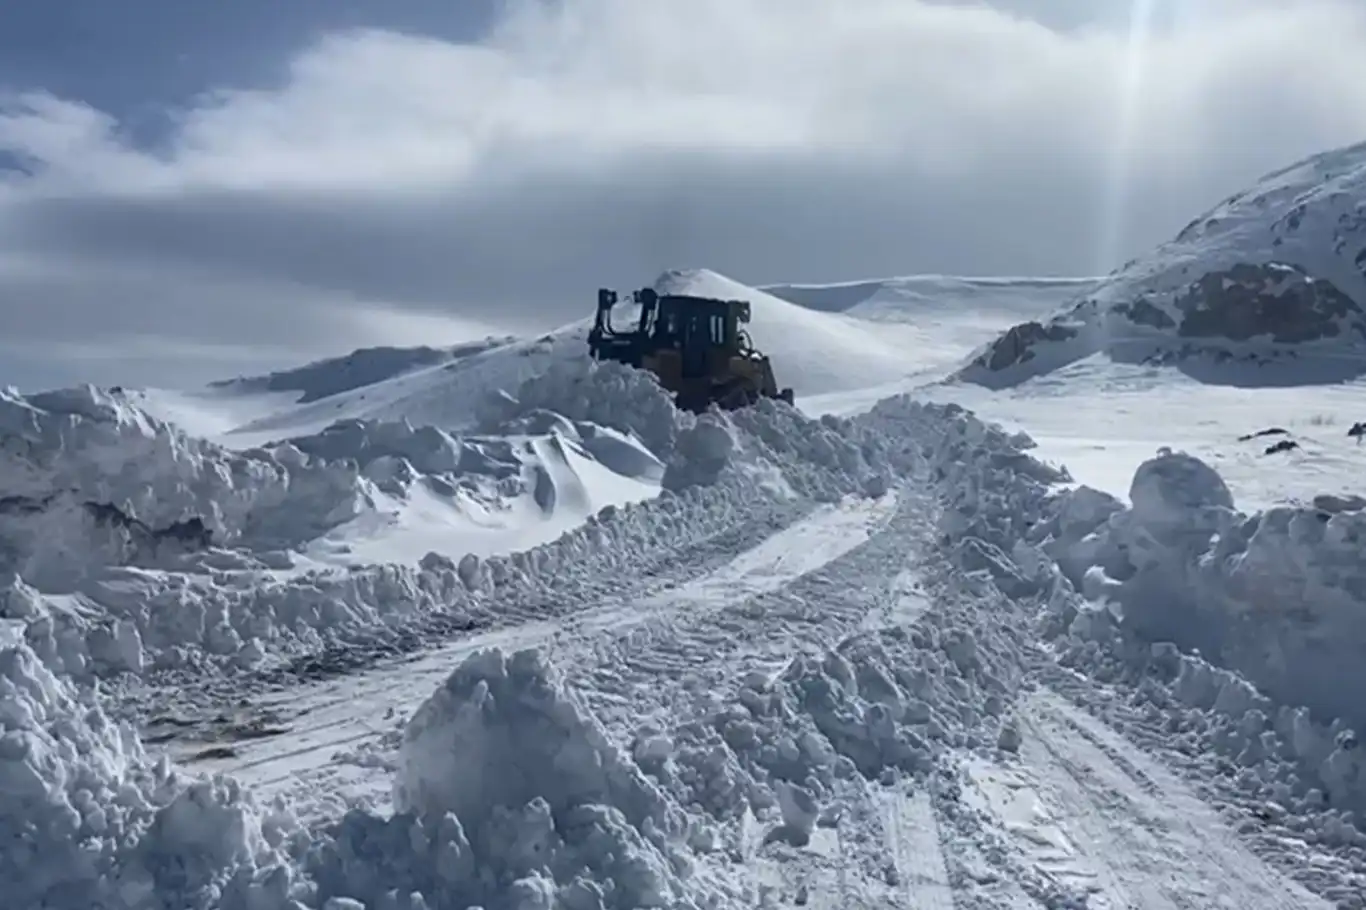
[3,0,1366,390]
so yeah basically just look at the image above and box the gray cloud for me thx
[2,0,1365,390]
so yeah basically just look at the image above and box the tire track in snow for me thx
[1037,691,1333,908]
[571,481,966,908]
[873,786,956,908]
[1017,691,1332,909]
[1040,666,1366,902]
[161,474,971,907]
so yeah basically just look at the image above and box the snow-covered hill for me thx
[961,141,1366,387]
[764,273,1098,322]
[132,269,930,448]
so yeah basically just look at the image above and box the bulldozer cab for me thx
[588,288,753,363]
[588,287,791,412]
[650,295,752,376]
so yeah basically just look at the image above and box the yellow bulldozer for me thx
[587,287,795,413]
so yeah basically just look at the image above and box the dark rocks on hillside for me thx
[1112,298,1175,330]
[1,491,214,555]
[1171,262,1365,344]
[971,320,1079,372]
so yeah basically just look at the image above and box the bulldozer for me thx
[587,287,795,413]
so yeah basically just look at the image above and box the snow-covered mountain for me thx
[961,141,1366,387]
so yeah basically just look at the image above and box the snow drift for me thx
[0,380,666,585]
[960,141,1366,387]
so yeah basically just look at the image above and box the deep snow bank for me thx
[960,141,1366,386]
[311,647,704,910]
[872,396,1366,839]
[0,638,306,910]
[283,410,664,566]
[0,381,667,588]
[1043,449,1366,733]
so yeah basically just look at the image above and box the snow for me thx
[5,138,1366,908]
[0,639,304,910]
[765,274,1093,380]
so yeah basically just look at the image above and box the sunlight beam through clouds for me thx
[1097,0,1158,275]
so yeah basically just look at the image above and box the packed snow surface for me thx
[5,140,1366,909]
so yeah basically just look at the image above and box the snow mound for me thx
[310,647,703,910]
[0,638,305,910]
[1043,450,1366,734]
[486,356,892,500]
[739,619,1023,783]
[478,358,683,459]
[961,141,1366,387]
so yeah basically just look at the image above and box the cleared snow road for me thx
[160,492,900,814]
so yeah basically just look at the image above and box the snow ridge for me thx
[0,384,372,586]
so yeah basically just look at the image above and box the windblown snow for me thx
[3,141,1366,910]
